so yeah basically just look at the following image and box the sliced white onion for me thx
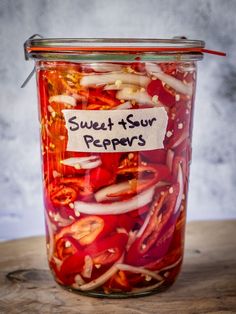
[116,264,163,281]
[171,132,188,149]
[74,185,156,215]
[157,72,193,96]
[80,73,151,87]
[131,281,164,293]
[72,274,86,288]
[49,95,76,106]
[145,63,162,74]
[158,256,182,272]
[114,101,132,110]
[104,83,140,91]
[81,255,93,279]
[136,206,153,238]
[146,62,192,96]
[60,156,101,170]
[94,181,131,202]
[174,164,184,214]
[166,149,174,172]
[78,255,124,291]
[88,63,123,72]
[126,230,138,251]
[79,265,117,291]
[116,88,157,106]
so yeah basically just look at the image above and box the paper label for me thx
[62,107,168,153]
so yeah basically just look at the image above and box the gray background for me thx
[0,0,235,240]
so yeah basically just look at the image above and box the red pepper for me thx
[88,88,120,108]
[117,214,136,232]
[56,235,81,260]
[49,185,77,206]
[147,79,176,107]
[131,62,146,73]
[88,166,115,190]
[55,215,118,246]
[125,185,180,266]
[84,233,128,265]
[99,152,121,174]
[59,251,86,285]
[106,270,131,292]
[103,165,170,201]
[159,63,177,75]
[164,103,191,149]
[141,149,167,164]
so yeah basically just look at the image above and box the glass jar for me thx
[24,37,204,298]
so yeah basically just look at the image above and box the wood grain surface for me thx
[0,221,235,314]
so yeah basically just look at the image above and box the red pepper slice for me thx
[99,152,121,174]
[59,251,86,285]
[147,79,176,107]
[106,270,131,292]
[125,185,179,266]
[56,235,81,260]
[84,233,128,265]
[55,215,118,246]
[141,149,167,164]
[117,214,136,232]
[50,185,77,206]
[164,103,191,149]
[48,176,94,205]
[117,164,171,187]
[88,166,115,190]
[88,89,120,108]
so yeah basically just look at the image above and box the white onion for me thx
[79,265,117,291]
[95,181,131,202]
[146,62,193,96]
[49,95,76,106]
[116,264,163,281]
[171,132,188,149]
[104,83,140,91]
[114,101,132,110]
[74,185,156,215]
[145,63,162,74]
[116,88,156,106]
[81,255,93,279]
[136,206,153,238]
[157,72,193,96]
[78,255,124,291]
[158,256,182,272]
[174,164,184,214]
[166,149,174,172]
[60,156,101,170]
[88,63,123,72]
[131,281,164,293]
[80,73,151,87]
[72,274,85,288]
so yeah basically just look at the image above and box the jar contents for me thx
[37,60,196,296]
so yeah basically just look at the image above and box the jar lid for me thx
[24,35,215,62]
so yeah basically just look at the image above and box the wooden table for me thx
[0,221,235,314]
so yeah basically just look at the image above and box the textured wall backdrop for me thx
[0,0,235,240]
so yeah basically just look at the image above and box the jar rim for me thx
[24,36,206,62]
